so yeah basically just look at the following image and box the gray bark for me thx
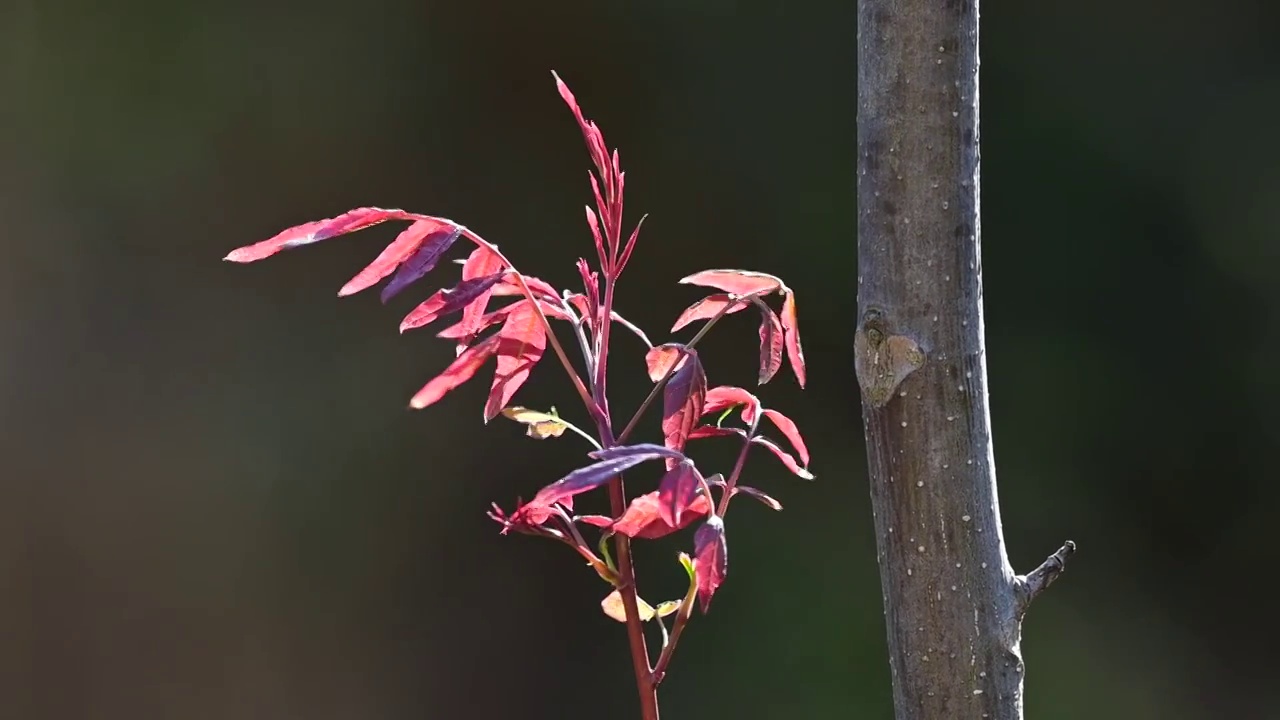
[855,0,1073,717]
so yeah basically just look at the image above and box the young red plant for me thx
[224,72,814,720]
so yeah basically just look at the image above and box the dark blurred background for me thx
[4,0,1278,718]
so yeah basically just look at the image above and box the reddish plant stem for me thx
[593,266,658,720]
[598,423,659,720]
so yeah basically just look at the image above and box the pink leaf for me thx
[671,294,749,332]
[409,334,500,410]
[702,386,760,424]
[761,408,810,467]
[491,275,561,301]
[757,307,785,385]
[484,300,548,421]
[645,344,688,382]
[751,436,815,480]
[662,349,707,466]
[225,207,415,263]
[399,273,507,333]
[657,461,704,527]
[679,269,784,297]
[693,516,727,613]
[452,246,508,349]
[337,217,454,297]
[552,71,609,179]
[585,206,605,262]
[781,291,807,388]
[612,491,711,539]
[615,214,646,276]
[379,226,464,303]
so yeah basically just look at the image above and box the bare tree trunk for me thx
[855,0,1074,717]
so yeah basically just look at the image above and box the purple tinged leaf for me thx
[757,307,785,385]
[662,349,707,467]
[399,272,507,333]
[380,226,464,303]
[533,445,684,507]
[751,435,815,480]
[693,516,727,613]
[657,461,704,527]
[734,486,783,511]
[589,443,686,462]
[338,217,455,297]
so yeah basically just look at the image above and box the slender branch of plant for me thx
[223,72,813,720]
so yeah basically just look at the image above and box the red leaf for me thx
[224,207,414,263]
[761,408,810,467]
[409,334,500,410]
[657,461,704,527]
[436,306,509,340]
[702,386,760,424]
[379,226,464,303]
[492,275,561,301]
[757,308,785,384]
[612,491,711,539]
[693,516,727,612]
[671,294,749,332]
[679,269,784,297]
[662,349,707,465]
[532,444,683,508]
[484,300,548,421]
[734,486,783,511]
[438,299,570,341]
[615,214,645,276]
[452,246,508,349]
[645,344,688,382]
[751,436,815,480]
[337,217,454,297]
[399,272,507,333]
[488,500,559,535]
[552,71,609,180]
[688,425,746,440]
[781,291,807,388]
[585,206,605,262]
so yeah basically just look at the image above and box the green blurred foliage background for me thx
[3,0,1277,718]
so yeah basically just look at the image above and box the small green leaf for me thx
[654,601,681,618]
[598,534,616,574]
[678,552,695,582]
